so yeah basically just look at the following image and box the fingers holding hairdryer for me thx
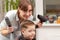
[1,27,14,36]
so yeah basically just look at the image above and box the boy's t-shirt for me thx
[18,35,36,40]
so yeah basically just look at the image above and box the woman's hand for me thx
[36,21,43,28]
[1,27,14,36]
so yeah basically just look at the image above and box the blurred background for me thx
[0,0,60,24]
[0,0,19,22]
[44,0,60,24]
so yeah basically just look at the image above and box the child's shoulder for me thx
[18,35,25,40]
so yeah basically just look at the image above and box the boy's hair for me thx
[20,20,35,30]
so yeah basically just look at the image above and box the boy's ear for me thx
[21,28,25,34]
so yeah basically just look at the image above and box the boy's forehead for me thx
[26,25,35,29]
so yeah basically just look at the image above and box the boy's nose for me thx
[32,31,35,36]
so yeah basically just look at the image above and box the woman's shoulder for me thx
[4,10,17,19]
[5,10,17,16]
[0,10,17,28]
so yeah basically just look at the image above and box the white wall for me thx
[36,28,60,40]
[34,0,43,23]
[35,0,43,16]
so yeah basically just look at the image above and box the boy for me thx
[17,20,36,40]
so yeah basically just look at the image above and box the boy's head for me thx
[20,20,35,40]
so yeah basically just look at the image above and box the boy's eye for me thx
[28,30,32,32]
[28,30,35,32]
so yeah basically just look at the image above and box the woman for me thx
[0,0,34,40]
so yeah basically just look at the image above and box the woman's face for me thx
[18,5,33,20]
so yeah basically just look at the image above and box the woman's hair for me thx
[18,0,33,11]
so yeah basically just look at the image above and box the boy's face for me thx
[22,25,35,40]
